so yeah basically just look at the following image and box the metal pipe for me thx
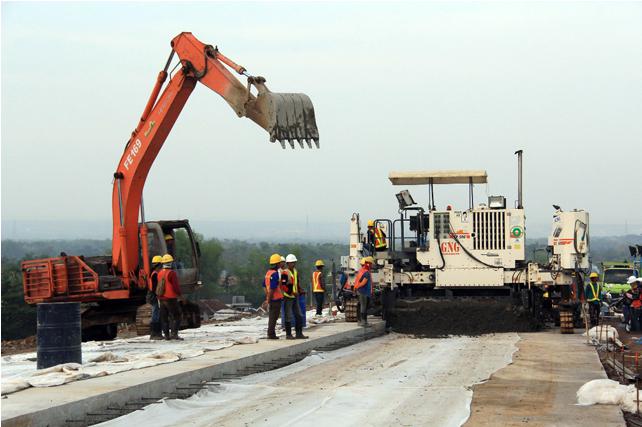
[515,150,523,209]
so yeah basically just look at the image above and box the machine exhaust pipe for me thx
[515,150,523,209]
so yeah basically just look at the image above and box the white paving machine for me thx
[336,151,591,333]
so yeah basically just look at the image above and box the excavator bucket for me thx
[245,78,319,148]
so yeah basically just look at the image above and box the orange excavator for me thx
[21,33,319,340]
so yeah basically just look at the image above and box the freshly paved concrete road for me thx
[466,330,625,427]
[101,333,520,427]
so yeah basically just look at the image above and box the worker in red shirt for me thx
[157,254,184,340]
[354,256,374,327]
[265,253,284,339]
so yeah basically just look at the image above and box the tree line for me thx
[2,235,640,340]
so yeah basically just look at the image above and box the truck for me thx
[601,262,638,296]
[336,151,591,331]
[21,33,319,340]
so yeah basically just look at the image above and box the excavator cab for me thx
[144,220,201,294]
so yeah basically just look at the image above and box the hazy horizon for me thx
[2,2,641,234]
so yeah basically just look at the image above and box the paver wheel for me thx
[345,299,359,322]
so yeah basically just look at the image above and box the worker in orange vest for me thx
[312,260,326,315]
[147,255,164,340]
[367,220,387,253]
[157,254,184,340]
[353,256,374,327]
[265,253,284,339]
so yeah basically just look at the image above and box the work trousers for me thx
[148,292,160,323]
[588,301,600,327]
[314,292,324,315]
[267,299,282,338]
[358,293,370,320]
[283,297,303,336]
[160,299,182,338]
[298,294,307,327]
[632,308,642,332]
[624,304,631,325]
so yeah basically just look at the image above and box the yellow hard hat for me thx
[161,254,174,264]
[360,256,374,265]
[367,220,375,227]
[164,234,174,241]
[589,272,599,279]
[269,253,281,265]
[315,260,325,267]
[151,255,163,264]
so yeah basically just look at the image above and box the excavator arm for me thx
[111,32,319,287]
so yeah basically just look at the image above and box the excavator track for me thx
[135,304,153,336]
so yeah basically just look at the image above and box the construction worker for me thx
[629,276,642,332]
[164,234,175,257]
[312,260,326,315]
[147,255,164,340]
[281,254,308,339]
[157,254,184,340]
[265,253,284,339]
[366,220,387,253]
[585,272,602,327]
[354,256,374,327]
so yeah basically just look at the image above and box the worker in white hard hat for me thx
[585,272,602,326]
[280,254,308,339]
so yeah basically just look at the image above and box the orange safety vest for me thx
[374,227,387,249]
[157,269,180,299]
[264,269,283,300]
[312,270,324,293]
[354,267,373,295]
[281,269,296,298]
[149,270,158,292]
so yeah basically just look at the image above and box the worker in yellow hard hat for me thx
[147,255,164,340]
[264,254,284,339]
[354,257,374,326]
[366,220,387,253]
[158,254,183,340]
[164,233,175,257]
[585,272,602,327]
[312,260,326,316]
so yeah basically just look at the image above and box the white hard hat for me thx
[286,254,297,263]
[627,276,638,284]
[637,277,642,283]
[280,256,286,262]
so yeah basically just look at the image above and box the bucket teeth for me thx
[259,92,319,148]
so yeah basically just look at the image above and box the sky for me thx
[2,1,641,240]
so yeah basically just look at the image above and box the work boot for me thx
[295,327,308,339]
[171,321,184,340]
[267,334,279,340]
[363,314,371,328]
[150,322,163,340]
[285,322,294,340]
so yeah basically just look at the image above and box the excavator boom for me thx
[23,33,319,310]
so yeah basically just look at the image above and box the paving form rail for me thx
[465,330,626,427]
[2,320,384,427]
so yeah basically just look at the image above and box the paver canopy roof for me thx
[388,170,488,185]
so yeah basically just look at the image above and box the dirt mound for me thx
[390,298,540,338]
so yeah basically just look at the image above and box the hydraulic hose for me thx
[448,224,501,269]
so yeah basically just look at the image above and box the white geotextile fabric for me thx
[577,379,639,413]
[582,325,624,347]
[1,309,340,396]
